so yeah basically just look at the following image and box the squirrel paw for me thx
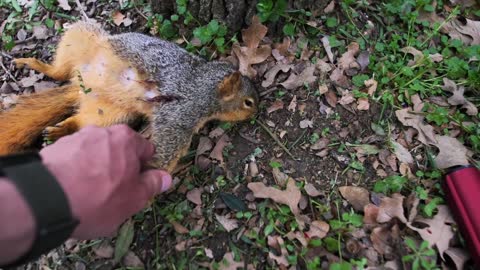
[43,125,68,142]
[12,58,28,69]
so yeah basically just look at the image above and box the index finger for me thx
[108,125,155,162]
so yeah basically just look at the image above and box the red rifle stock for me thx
[442,165,480,267]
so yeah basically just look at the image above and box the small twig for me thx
[288,129,307,150]
[0,51,13,59]
[14,37,35,45]
[257,120,297,160]
[0,58,17,82]
[74,0,89,21]
[135,6,148,21]
[260,87,277,97]
[239,131,260,144]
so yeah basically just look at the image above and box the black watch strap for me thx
[0,152,79,269]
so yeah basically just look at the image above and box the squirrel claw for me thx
[12,59,25,69]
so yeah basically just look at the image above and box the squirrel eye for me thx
[244,99,254,108]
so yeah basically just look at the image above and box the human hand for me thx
[39,125,172,239]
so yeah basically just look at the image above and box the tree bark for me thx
[150,0,330,33]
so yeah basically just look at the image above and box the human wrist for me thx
[0,178,36,266]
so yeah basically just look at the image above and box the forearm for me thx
[0,178,35,266]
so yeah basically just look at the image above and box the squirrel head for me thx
[215,71,259,122]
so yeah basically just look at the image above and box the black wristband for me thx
[0,152,79,269]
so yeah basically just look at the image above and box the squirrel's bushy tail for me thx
[0,85,79,155]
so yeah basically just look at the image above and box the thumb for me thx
[140,170,173,198]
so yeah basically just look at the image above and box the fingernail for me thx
[161,172,173,192]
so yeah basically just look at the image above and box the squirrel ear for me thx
[218,71,242,101]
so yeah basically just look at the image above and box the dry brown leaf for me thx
[449,0,477,6]
[286,231,308,246]
[306,220,329,239]
[401,46,424,66]
[196,136,213,161]
[324,1,335,13]
[411,94,424,112]
[299,119,313,129]
[204,248,214,259]
[215,214,239,232]
[272,167,289,187]
[273,37,292,59]
[268,236,290,267]
[304,183,322,197]
[421,12,480,45]
[33,81,58,92]
[75,262,86,270]
[19,73,43,87]
[16,28,27,41]
[93,242,114,258]
[446,17,480,46]
[233,16,271,78]
[122,17,133,27]
[262,64,293,88]
[219,252,246,270]
[288,95,297,112]
[371,225,397,255]
[267,100,284,114]
[434,135,470,169]
[329,42,360,88]
[209,127,225,138]
[357,51,370,71]
[321,36,335,63]
[339,186,370,212]
[444,248,470,270]
[387,154,398,171]
[429,53,443,62]
[338,92,355,105]
[316,59,332,74]
[170,220,189,234]
[122,251,144,268]
[391,140,414,164]
[280,64,317,90]
[395,108,437,145]
[338,42,360,70]
[233,44,271,78]
[186,188,203,205]
[242,16,268,49]
[248,161,259,177]
[365,78,378,96]
[32,25,49,40]
[377,193,407,224]
[248,178,304,228]
[57,0,71,10]
[441,78,478,116]
[330,68,350,88]
[357,98,370,111]
[325,90,338,107]
[407,195,420,223]
[113,11,125,26]
[311,137,329,151]
[318,84,329,96]
[408,205,455,259]
[364,204,379,224]
[399,162,415,179]
[209,134,231,164]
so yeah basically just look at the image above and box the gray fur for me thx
[106,31,256,168]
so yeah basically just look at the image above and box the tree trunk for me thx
[150,0,330,34]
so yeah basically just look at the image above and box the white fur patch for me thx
[80,64,90,73]
[144,89,161,99]
[92,54,107,77]
[120,68,137,86]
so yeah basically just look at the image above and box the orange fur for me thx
[0,85,79,155]
[1,24,160,155]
